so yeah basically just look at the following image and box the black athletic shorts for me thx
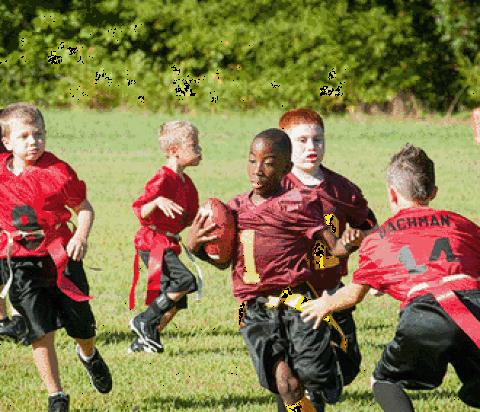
[1,256,96,342]
[240,287,342,403]
[374,291,480,408]
[327,282,362,386]
[138,250,197,311]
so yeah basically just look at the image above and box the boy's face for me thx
[284,123,324,173]
[177,135,202,167]
[248,138,292,197]
[2,118,46,164]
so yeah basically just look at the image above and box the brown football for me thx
[201,198,235,265]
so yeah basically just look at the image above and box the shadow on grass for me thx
[96,325,240,346]
[168,345,246,356]
[342,387,459,403]
[409,388,458,400]
[164,325,240,338]
[141,393,275,410]
[97,330,135,345]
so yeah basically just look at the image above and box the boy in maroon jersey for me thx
[301,144,480,411]
[0,103,112,412]
[187,128,363,412]
[279,108,377,401]
[128,120,203,354]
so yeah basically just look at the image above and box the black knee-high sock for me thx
[373,381,414,412]
[141,294,175,324]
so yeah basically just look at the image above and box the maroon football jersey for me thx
[0,151,86,257]
[132,166,199,251]
[353,208,480,306]
[228,188,326,302]
[282,166,370,292]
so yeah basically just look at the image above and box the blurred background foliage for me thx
[0,0,478,113]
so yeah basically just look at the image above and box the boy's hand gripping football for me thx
[155,196,184,219]
[186,212,218,254]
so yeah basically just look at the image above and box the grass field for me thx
[0,110,479,411]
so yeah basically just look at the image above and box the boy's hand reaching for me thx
[341,227,365,251]
[186,212,218,254]
[66,235,88,261]
[300,292,330,330]
[155,196,184,219]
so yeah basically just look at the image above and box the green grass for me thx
[0,111,479,411]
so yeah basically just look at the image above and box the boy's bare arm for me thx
[141,196,184,219]
[319,228,364,257]
[300,283,370,329]
[67,199,94,261]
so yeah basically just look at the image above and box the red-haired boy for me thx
[278,108,377,404]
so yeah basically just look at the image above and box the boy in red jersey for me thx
[128,120,204,354]
[0,103,111,412]
[187,129,363,412]
[0,122,28,344]
[301,144,480,411]
[277,108,377,409]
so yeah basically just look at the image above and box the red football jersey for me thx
[0,151,86,257]
[228,188,326,302]
[353,208,480,306]
[282,166,370,292]
[132,166,199,251]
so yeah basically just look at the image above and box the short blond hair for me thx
[0,102,45,139]
[158,120,198,154]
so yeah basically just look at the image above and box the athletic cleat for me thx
[129,314,164,353]
[127,336,159,354]
[0,316,29,345]
[77,347,112,394]
[48,393,69,412]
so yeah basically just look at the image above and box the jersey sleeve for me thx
[132,171,167,223]
[345,183,370,228]
[281,190,326,240]
[62,163,87,209]
[352,238,384,290]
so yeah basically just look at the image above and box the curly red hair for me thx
[279,108,324,131]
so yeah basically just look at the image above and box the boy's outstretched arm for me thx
[320,227,365,257]
[186,212,229,269]
[140,196,184,219]
[67,199,94,261]
[300,283,370,329]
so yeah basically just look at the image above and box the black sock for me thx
[276,394,287,412]
[373,381,414,412]
[142,294,175,324]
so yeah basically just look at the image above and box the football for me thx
[200,198,235,265]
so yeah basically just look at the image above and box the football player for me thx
[276,108,377,410]
[301,144,480,411]
[128,121,205,353]
[0,103,112,412]
[0,124,28,345]
[187,128,363,412]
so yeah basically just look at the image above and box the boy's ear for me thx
[429,186,438,202]
[387,185,398,205]
[2,135,11,150]
[166,144,179,158]
[284,160,293,175]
